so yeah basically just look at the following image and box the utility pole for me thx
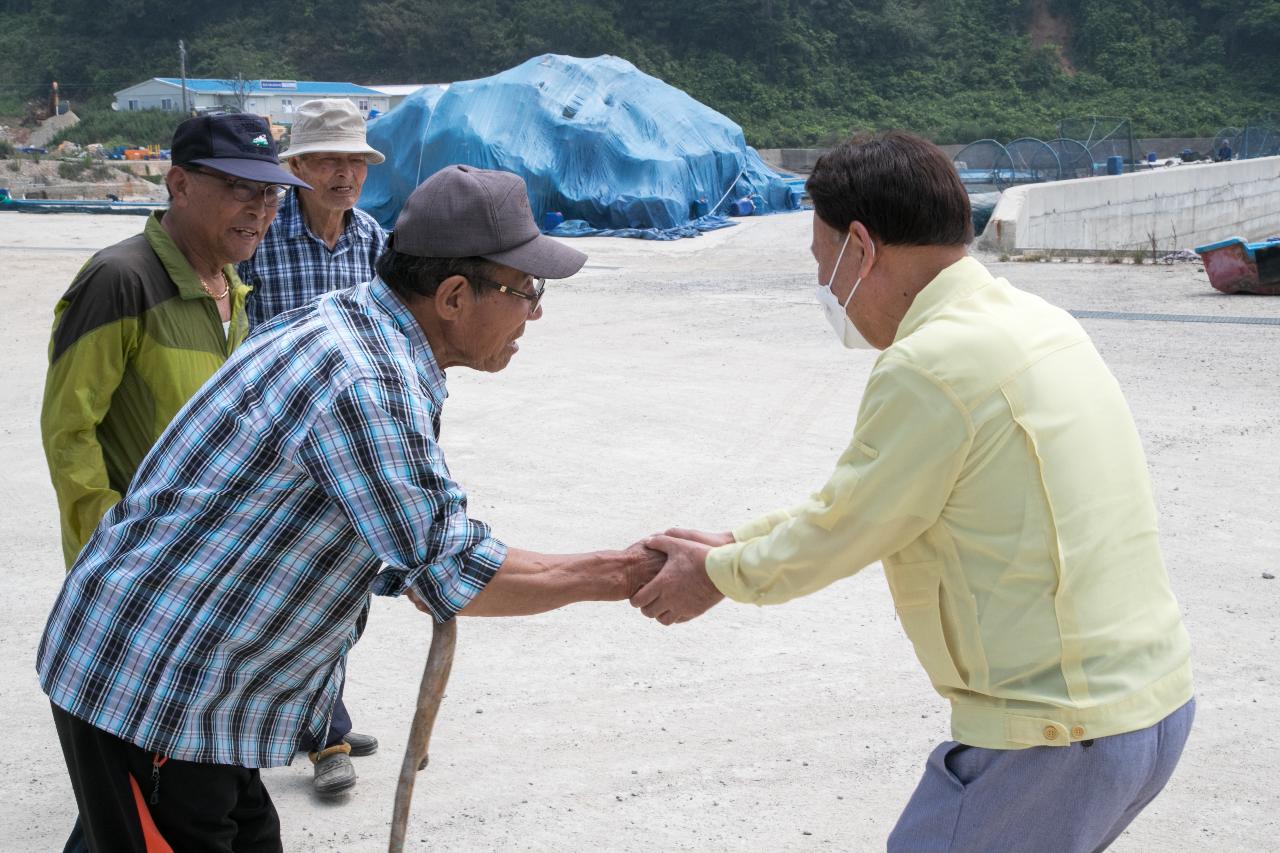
[179,39,189,114]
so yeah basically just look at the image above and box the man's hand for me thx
[621,540,666,599]
[660,527,734,548]
[629,534,725,625]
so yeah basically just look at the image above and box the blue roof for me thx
[153,78,380,96]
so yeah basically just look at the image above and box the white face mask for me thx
[814,232,876,349]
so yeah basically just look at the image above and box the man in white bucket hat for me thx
[239,97,388,332]
[237,97,388,796]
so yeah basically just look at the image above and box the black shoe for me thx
[310,745,357,795]
[343,731,379,757]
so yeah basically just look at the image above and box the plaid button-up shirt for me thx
[37,278,506,768]
[238,188,388,330]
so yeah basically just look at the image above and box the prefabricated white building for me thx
[112,78,391,125]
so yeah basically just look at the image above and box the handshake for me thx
[405,527,736,621]
[623,527,733,626]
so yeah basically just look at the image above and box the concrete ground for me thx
[2,210,1277,851]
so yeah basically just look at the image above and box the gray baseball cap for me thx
[392,165,587,279]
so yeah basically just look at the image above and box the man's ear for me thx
[433,275,473,321]
[850,221,877,278]
[165,167,189,206]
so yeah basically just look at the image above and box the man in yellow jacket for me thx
[632,131,1194,852]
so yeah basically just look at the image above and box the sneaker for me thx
[309,744,357,795]
[343,731,379,757]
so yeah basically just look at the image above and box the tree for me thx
[219,73,253,113]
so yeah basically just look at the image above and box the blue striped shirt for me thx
[37,278,506,768]
[238,188,387,329]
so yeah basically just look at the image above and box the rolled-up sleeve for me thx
[297,378,506,620]
[706,359,973,605]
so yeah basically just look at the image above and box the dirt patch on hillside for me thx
[1028,0,1076,74]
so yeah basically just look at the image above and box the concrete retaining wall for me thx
[756,148,823,174]
[940,138,1218,160]
[761,140,1223,176]
[9,179,166,202]
[113,160,172,177]
[979,156,1280,254]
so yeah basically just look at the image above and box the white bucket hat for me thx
[281,98,385,164]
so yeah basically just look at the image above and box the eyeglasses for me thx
[471,275,545,312]
[185,167,288,206]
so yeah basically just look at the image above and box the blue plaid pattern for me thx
[238,188,387,329]
[37,278,506,768]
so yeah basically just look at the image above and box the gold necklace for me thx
[199,271,229,300]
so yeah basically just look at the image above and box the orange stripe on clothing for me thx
[127,772,174,853]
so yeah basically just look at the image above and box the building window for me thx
[281,98,293,113]
[358,99,370,112]
[128,99,139,111]
[161,98,173,110]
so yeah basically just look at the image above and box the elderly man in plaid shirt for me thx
[38,165,662,853]
[239,98,388,331]
[238,97,389,795]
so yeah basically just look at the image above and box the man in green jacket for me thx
[42,113,307,565]
[40,112,307,850]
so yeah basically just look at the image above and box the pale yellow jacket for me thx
[706,257,1192,749]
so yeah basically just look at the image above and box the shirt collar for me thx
[368,276,447,400]
[145,211,249,301]
[893,255,995,343]
[279,189,308,239]
[282,188,373,244]
[348,206,374,239]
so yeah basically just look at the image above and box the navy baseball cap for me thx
[171,113,310,189]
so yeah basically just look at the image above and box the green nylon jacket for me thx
[40,212,250,567]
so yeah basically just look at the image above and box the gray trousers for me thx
[889,699,1195,853]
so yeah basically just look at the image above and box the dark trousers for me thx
[319,679,353,750]
[51,703,282,853]
[62,817,88,853]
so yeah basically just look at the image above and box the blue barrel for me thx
[1106,155,1124,175]
[690,198,709,218]
[541,210,564,231]
[729,198,755,217]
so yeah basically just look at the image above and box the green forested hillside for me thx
[1,0,1277,146]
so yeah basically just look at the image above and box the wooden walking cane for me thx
[388,617,458,853]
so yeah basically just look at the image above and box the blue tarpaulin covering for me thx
[359,54,797,238]
[547,213,739,241]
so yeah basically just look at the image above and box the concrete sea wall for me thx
[758,140,1222,176]
[979,156,1280,254]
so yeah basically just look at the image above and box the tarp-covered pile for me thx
[359,54,797,238]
